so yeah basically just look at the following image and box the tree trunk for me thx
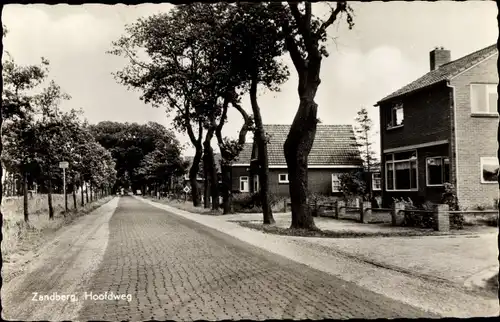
[48,178,54,220]
[72,182,77,210]
[23,170,29,222]
[284,98,319,230]
[81,180,85,207]
[250,76,275,224]
[203,127,219,210]
[203,163,210,209]
[90,183,93,202]
[85,182,89,204]
[189,146,203,207]
[220,163,232,214]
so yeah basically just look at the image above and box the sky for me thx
[2,2,498,157]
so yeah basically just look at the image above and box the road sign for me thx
[59,161,69,169]
[183,186,191,193]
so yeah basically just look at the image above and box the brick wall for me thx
[231,166,250,192]
[379,82,452,150]
[268,168,359,198]
[451,53,499,209]
[379,83,452,207]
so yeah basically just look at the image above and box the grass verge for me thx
[486,273,499,295]
[2,196,114,263]
[236,221,475,238]
[145,197,224,216]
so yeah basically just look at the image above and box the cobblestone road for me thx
[77,196,439,320]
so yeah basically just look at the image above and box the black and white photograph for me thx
[1,1,498,320]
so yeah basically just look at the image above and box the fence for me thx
[284,197,497,232]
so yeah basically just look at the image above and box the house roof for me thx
[233,143,253,164]
[262,124,363,167]
[377,44,498,104]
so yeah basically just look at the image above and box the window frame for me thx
[425,156,450,187]
[372,172,382,191]
[480,157,499,184]
[331,173,341,193]
[239,176,249,192]
[470,83,498,116]
[278,173,289,184]
[387,103,404,130]
[385,150,418,191]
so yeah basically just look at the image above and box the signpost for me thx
[183,186,191,201]
[59,161,69,212]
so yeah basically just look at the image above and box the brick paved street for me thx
[77,197,438,320]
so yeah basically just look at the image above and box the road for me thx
[2,196,438,320]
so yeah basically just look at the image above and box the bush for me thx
[307,193,331,216]
[441,183,459,211]
[232,192,282,213]
[339,171,367,201]
[394,197,435,229]
[449,213,464,229]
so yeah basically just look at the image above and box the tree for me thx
[2,52,49,222]
[90,121,184,195]
[33,81,72,218]
[354,106,380,200]
[109,6,231,207]
[276,2,354,230]
[223,2,290,223]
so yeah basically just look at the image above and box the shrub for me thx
[339,171,367,201]
[393,197,435,229]
[307,193,331,216]
[232,193,254,212]
[441,183,459,211]
[449,213,464,229]
[232,192,282,213]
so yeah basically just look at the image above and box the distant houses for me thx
[231,124,364,198]
[375,44,498,208]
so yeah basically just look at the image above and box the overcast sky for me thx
[2,2,498,157]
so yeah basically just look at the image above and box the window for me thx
[239,176,249,192]
[372,173,382,191]
[253,175,259,192]
[332,174,341,192]
[385,150,418,191]
[480,157,499,184]
[278,173,289,183]
[426,157,450,186]
[471,84,498,115]
[387,103,404,129]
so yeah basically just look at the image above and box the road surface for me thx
[2,196,438,320]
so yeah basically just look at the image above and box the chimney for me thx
[429,46,451,71]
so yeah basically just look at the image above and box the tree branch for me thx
[315,1,347,39]
[288,2,314,54]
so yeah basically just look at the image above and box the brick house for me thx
[375,44,498,209]
[230,124,364,198]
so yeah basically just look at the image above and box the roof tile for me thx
[262,124,363,166]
